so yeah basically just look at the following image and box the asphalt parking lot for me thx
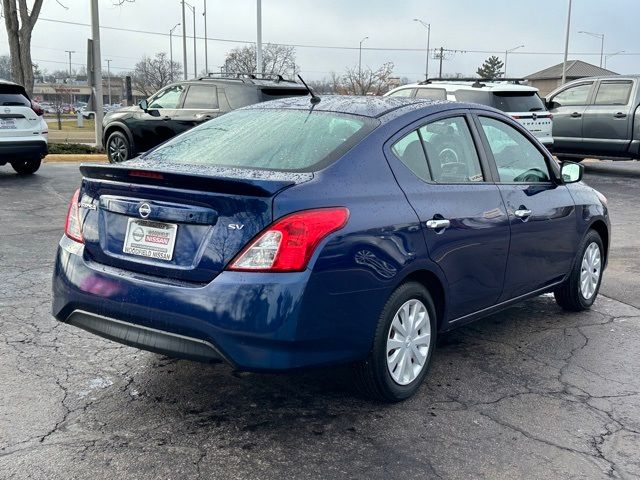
[1,161,639,479]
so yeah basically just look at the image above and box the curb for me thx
[44,154,107,163]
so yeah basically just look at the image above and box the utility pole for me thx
[358,36,369,80]
[504,45,524,78]
[181,1,188,79]
[413,19,431,81]
[437,47,444,77]
[105,59,112,105]
[561,0,572,85]
[169,23,180,82]
[65,50,75,79]
[256,0,263,75]
[203,0,208,74]
[185,3,196,77]
[90,0,103,148]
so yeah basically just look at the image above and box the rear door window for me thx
[479,116,551,183]
[419,116,484,183]
[415,88,447,100]
[182,85,219,109]
[492,92,545,112]
[593,81,633,105]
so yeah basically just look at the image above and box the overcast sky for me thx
[1,0,637,81]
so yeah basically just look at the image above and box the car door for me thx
[170,84,221,136]
[581,79,635,154]
[475,114,578,300]
[547,81,595,153]
[134,84,186,152]
[385,112,510,320]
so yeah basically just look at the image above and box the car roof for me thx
[246,95,495,121]
[180,75,307,90]
[389,81,538,94]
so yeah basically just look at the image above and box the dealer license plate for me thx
[123,218,177,261]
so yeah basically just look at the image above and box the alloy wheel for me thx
[580,242,601,299]
[386,299,431,385]
[108,136,128,162]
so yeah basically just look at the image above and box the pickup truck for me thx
[545,75,640,161]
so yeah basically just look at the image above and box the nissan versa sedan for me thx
[52,96,610,402]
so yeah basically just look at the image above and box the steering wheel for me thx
[513,168,548,183]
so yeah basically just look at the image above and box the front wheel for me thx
[11,158,41,175]
[353,282,437,402]
[554,230,604,311]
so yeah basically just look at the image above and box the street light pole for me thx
[105,59,112,105]
[358,36,369,79]
[203,0,208,74]
[504,44,524,78]
[169,23,180,82]
[65,50,75,79]
[579,31,605,67]
[181,1,188,79]
[185,3,197,77]
[90,0,103,148]
[605,50,625,69]
[256,0,263,75]
[561,0,572,85]
[413,19,431,81]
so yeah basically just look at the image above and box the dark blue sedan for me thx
[52,95,610,401]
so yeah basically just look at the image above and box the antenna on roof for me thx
[297,74,321,104]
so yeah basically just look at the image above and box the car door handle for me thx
[514,209,532,219]
[614,112,627,118]
[570,112,582,118]
[425,219,450,230]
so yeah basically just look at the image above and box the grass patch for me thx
[48,143,104,155]
[49,119,96,131]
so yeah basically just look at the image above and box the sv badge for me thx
[228,223,245,230]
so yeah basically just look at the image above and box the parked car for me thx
[101,74,309,163]
[0,80,48,174]
[545,75,640,161]
[53,96,609,402]
[385,78,553,148]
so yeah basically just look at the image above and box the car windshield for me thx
[143,108,378,172]
[492,92,545,112]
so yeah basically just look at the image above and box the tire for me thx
[353,282,437,402]
[11,158,41,175]
[106,130,131,163]
[554,230,604,311]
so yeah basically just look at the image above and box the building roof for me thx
[525,60,617,80]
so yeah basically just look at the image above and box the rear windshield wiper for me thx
[529,107,544,112]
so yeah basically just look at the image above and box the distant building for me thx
[32,76,145,105]
[525,60,617,96]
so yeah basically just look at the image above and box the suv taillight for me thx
[31,100,44,116]
[227,208,349,272]
[64,189,84,243]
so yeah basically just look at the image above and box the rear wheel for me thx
[354,282,437,402]
[554,230,604,311]
[107,131,131,163]
[11,158,41,175]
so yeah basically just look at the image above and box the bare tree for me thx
[342,62,396,96]
[224,44,298,77]
[0,55,11,80]
[1,0,44,94]
[130,53,182,97]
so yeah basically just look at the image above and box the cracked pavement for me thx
[1,163,639,479]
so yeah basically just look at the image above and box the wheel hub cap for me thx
[386,299,431,386]
[580,242,601,300]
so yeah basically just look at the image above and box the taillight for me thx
[31,100,44,116]
[227,207,349,272]
[64,188,84,243]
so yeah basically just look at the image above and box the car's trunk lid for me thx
[78,162,311,283]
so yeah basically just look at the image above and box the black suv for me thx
[102,74,308,163]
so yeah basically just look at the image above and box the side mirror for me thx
[545,97,558,110]
[560,161,584,184]
[138,99,148,111]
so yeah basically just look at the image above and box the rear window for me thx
[491,92,545,113]
[143,108,378,172]
[0,85,30,106]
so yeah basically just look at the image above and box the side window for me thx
[148,85,185,109]
[419,117,484,183]
[415,88,446,100]
[594,81,632,105]
[552,83,592,107]
[387,88,414,98]
[479,116,551,183]
[182,85,219,109]
[391,130,431,182]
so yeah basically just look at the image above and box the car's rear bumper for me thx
[0,139,47,162]
[52,236,378,371]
